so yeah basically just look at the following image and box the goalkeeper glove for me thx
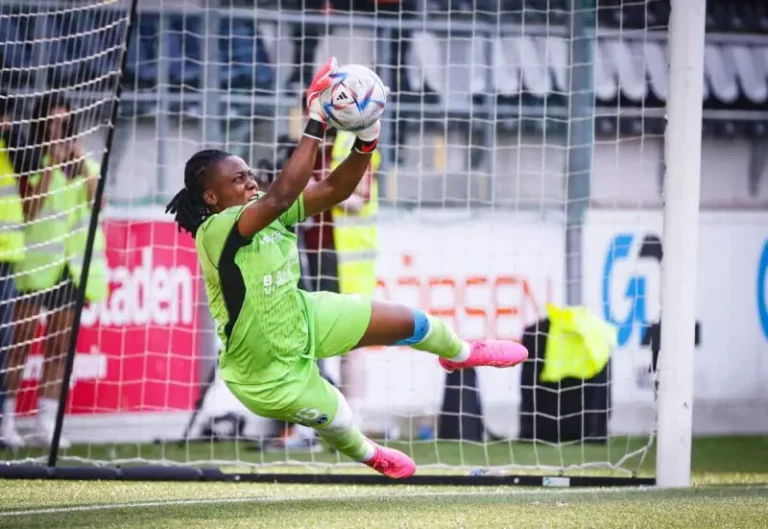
[351,84,387,153]
[304,57,338,140]
[352,120,381,154]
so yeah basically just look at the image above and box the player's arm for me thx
[303,121,380,218]
[236,58,336,239]
[236,134,320,238]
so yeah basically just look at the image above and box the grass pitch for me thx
[0,436,767,529]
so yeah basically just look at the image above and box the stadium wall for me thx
[85,124,768,209]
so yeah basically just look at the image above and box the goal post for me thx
[0,0,729,488]
[656,0,707,489]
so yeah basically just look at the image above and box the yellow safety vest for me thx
[15,157,108,303]
[0,139,25,263]
[330,131,381,296]
[66,158,108,303]
[540,303,617,383]
[14,163,71,293]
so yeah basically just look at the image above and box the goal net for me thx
[4,0,751,485]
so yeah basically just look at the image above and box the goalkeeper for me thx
[165,58,528,479]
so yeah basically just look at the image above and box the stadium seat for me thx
[123,14,160,90]
[312,28,375,76]
[515,36,551,100]
[491,37,521,103]
[592,42,619,104]
[643,41,668,103]
[166,14,203,89]
[404,32,445,106]
[46,9,124,91]
[705,44,740,105]
[728,45,768,105]
[0,9,35,88]
[219,17,274,92]
[604,40,646,103]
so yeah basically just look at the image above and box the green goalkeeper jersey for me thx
[196,192,310,385]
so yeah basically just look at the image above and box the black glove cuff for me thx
[303,119,326,140]
[353,136,378,154]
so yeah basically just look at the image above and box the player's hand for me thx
[306,57,338,124]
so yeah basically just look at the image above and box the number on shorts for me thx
[293,407,329,426]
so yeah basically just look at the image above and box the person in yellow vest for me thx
[0,92,38,449]
[4,94,108,449]
[329,129,382,431]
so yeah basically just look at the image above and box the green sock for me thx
[410,314,464,359]
[317,425,373,462]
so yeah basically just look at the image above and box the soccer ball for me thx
[322,64,387,132]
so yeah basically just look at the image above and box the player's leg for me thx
[313,382,415,479]
[1,298,38,448]
[355,300,528,372]
[226,364,415,479]
[306,290,527,371]
[35,304,74,448]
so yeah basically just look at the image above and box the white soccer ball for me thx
[322,64,387,132]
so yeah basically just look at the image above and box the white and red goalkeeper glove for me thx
[351,85,388,153]
[351,120,381,154]
[303,57,338,140]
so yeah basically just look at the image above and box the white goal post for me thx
[656,0,707,489]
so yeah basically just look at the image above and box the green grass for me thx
[1,437,767,528]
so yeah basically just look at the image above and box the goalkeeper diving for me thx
[165,58,528,479]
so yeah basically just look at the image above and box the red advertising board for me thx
[16,221,201,415]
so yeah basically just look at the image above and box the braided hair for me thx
[165,149,231,237]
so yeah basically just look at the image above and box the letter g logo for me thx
[602,233,663,347]
[758,240,768,340]
[602,234,647,347]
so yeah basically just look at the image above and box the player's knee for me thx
[325,386,354,432]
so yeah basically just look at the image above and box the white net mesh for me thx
[0,0,129,452]
[6,0,765,481]
[1,0,662,478]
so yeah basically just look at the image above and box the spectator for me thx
[0,92,36,449]
[4,94,109,449]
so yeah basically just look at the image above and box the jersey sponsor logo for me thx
[263,254,299,296]
[260,230,284,245]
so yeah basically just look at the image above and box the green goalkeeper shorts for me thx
[225,291,372,427]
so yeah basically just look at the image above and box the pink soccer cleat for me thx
[439,340,529,373]
[364,443,416,479]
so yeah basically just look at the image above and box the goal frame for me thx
[0,0,706,489]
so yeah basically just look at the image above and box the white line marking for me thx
[0,487,657,517]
